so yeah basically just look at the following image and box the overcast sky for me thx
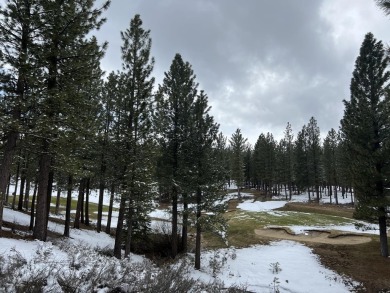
[94,0,389,145]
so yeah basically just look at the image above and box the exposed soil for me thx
[312,240,390,293]
[254,227,372,245]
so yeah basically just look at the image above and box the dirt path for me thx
[255,227,372,245]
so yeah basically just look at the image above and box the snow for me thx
[287,223,381,235]
[273,190,355,205]
[189,241,356,293]
[94,211,119,227]
[7,184,121,208]
[0,188,365,292]
[149,209,171,220]
[3,207,115,249]
[0,238,68,262]
[237,200,287,211]
[234,195,385,235]
[0,231,356,293]
[3,207,31,226]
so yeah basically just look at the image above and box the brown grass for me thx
[311,238,390,293]
[278,202,355,218]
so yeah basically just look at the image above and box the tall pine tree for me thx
[306,117,322,201]
[113,14,155,259]
[340,32,390,257]
[32,0,109,241]
[155,53,197,258]
[0,0,40,230]
[229,128,247,198]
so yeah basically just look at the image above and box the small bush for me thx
[0,240,247,292]
[269,262,282,274]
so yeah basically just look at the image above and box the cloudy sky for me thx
[94,0,389,145]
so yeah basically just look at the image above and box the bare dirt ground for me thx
[254,227,372,245]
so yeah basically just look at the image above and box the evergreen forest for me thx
[0,1,389,291]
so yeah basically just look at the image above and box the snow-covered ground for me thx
[272,190,355,205]
[7,183,121,208]
[225,181,354,205]
[190,240,357,293]
[0,184,368,292]
[1,204,361,292]
[0,187,368,293]
[236,197,383,235]
[237,200,287,211]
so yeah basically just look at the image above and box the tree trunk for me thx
[74,178,85,229]
[33,147,51,241]
[18,170,26,211]
[105,182,115,234]
[114,193,126,259]
[64,175,73,237]
[97,176,105,233]
[125,201,133,258]
[0,0,30,229]
[80,190,84,225]
[18,174,26,211]
[24,179,30,210]
[46,170,54,226]
[378,207,388,257]
[334,185,338,205]
[29,180,38,231]
[350,187,354,204]
[6,175,11,203]
[55,188,61,214]
[284,184,287,200]
[171,188,178,258]
[12,159,20,210]
[85,178,90,226]
[182,193,188,253]
[195,188,202,270]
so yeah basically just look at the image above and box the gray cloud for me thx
[95,0,389,144]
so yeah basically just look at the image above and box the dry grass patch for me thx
[311,237,390,293]
[278,202,355,218]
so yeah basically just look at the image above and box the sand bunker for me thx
[255,227,372,245]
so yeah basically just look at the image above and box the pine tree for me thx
[340,32,390,257]
[336,131,354,202]
[264,133,276,195]
[155,53,198,258]
[31,0,109,241]
[253,133,275,195]
[243,145,254,188]
[306,117,322,201]
[376,0,390,15]
[323,128,338,203]
[229,128,247,198]
[276,138,287,197]
[0,0,40,230]
[187,90,221,269]
[215,133,231,186]
[294,126,309,195]
[284,122,295,199]
[96,71,117,233]
[113,14,155,259]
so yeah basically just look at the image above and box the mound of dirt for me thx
[254,227,372,245]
